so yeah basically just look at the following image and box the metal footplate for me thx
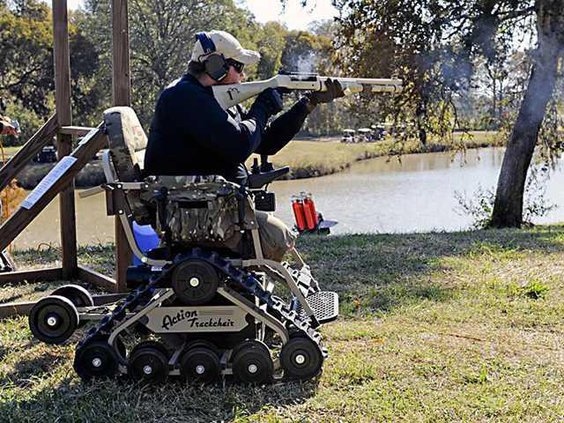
[296,291,339,324]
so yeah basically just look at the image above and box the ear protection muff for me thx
[196,32,229,81]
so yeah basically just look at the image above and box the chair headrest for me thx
[103,106,147,182]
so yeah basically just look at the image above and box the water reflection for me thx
[12,147,563,249]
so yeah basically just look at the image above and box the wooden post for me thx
[112,0,132,292]
[52,0,77,279]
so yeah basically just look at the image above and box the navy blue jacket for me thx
[144,74,310,184]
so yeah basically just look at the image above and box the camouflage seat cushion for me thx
[103,106,153,225]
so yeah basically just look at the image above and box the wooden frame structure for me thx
[0,0,133,317]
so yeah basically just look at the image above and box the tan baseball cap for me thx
[191,30,261,65]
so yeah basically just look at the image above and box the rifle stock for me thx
[212,74,403,110]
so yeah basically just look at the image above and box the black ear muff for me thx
[203,53,229,81]
[195,32,229,82]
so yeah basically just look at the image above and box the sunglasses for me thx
[226,59,245,74]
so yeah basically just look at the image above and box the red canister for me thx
[291,196,307,231]
[302,193,319,231]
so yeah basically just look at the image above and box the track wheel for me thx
[280,336,323,381]
[231,340,273,384]
[179,346,220,383]
[51,284,94,308]
[184,339,220,355]
[74,338,119,381]
[128,341,169,384]
[171,260,219,305]
[29,295,79,344]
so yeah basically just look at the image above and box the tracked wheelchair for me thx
[28,107,339,384]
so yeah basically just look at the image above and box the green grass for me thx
[1,224,563,422]
[0,146,22,162]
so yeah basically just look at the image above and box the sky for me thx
[63,0,339,31]
[238,0,338,30]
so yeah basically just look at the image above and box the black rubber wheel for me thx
[128,343,169,384]
[230,339,268,360]
[184,339,220,356]
[179,346,220,383]
[130,340,168,356]
[86,334,127,362]
[231,340,273,384]
[280,337,323,381]
[51,284,94,307]
[29,295,79,344]
[74,339,119,381]
[171,260,219,306]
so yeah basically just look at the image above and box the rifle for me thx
[212,72,403,110]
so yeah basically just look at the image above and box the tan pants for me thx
[255,211,297,261]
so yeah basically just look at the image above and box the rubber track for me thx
[77,248,325,357]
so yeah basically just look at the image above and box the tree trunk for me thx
[490,1,563,228]
[416,100,427,146]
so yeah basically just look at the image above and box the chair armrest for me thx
[79,185,105,199]
[247,166,290,189]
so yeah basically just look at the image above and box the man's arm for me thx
[254,79,345,156]
[254,97,311,156]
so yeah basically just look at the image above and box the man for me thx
[0,118,17,136]
[144,30,343,260]
[0,98,18,136]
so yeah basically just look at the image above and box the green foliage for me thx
[281,30,326,72]
[454,185,497,229]
[2,98,49,144]
[516,280,549,300]
[0,0,54,116]
[455,165,557,229]
[254,22,286,79]
[69,0,262,125]
[328,0,555,145]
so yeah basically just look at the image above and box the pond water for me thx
[11,147,564,249]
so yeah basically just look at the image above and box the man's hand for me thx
[0,117,19,136]
[306,78,345,107]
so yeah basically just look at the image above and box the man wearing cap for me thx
[144,30,343,260]
[0,117,18,136]
[0,98,18,136]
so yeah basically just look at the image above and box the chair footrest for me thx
[297,291,339,324]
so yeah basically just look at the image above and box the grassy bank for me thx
[0,146,22,159]
[1,225,562,421]
[10,131,501,188]
[262,131,502,178]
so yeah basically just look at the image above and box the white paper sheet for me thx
[21,156,78,209]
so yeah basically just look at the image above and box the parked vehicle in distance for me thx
[33,145,57,163]
[371,123,387,140]
[356,128,373,142]
[341,128,356,143]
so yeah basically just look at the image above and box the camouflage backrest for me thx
[103,106,153,225]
